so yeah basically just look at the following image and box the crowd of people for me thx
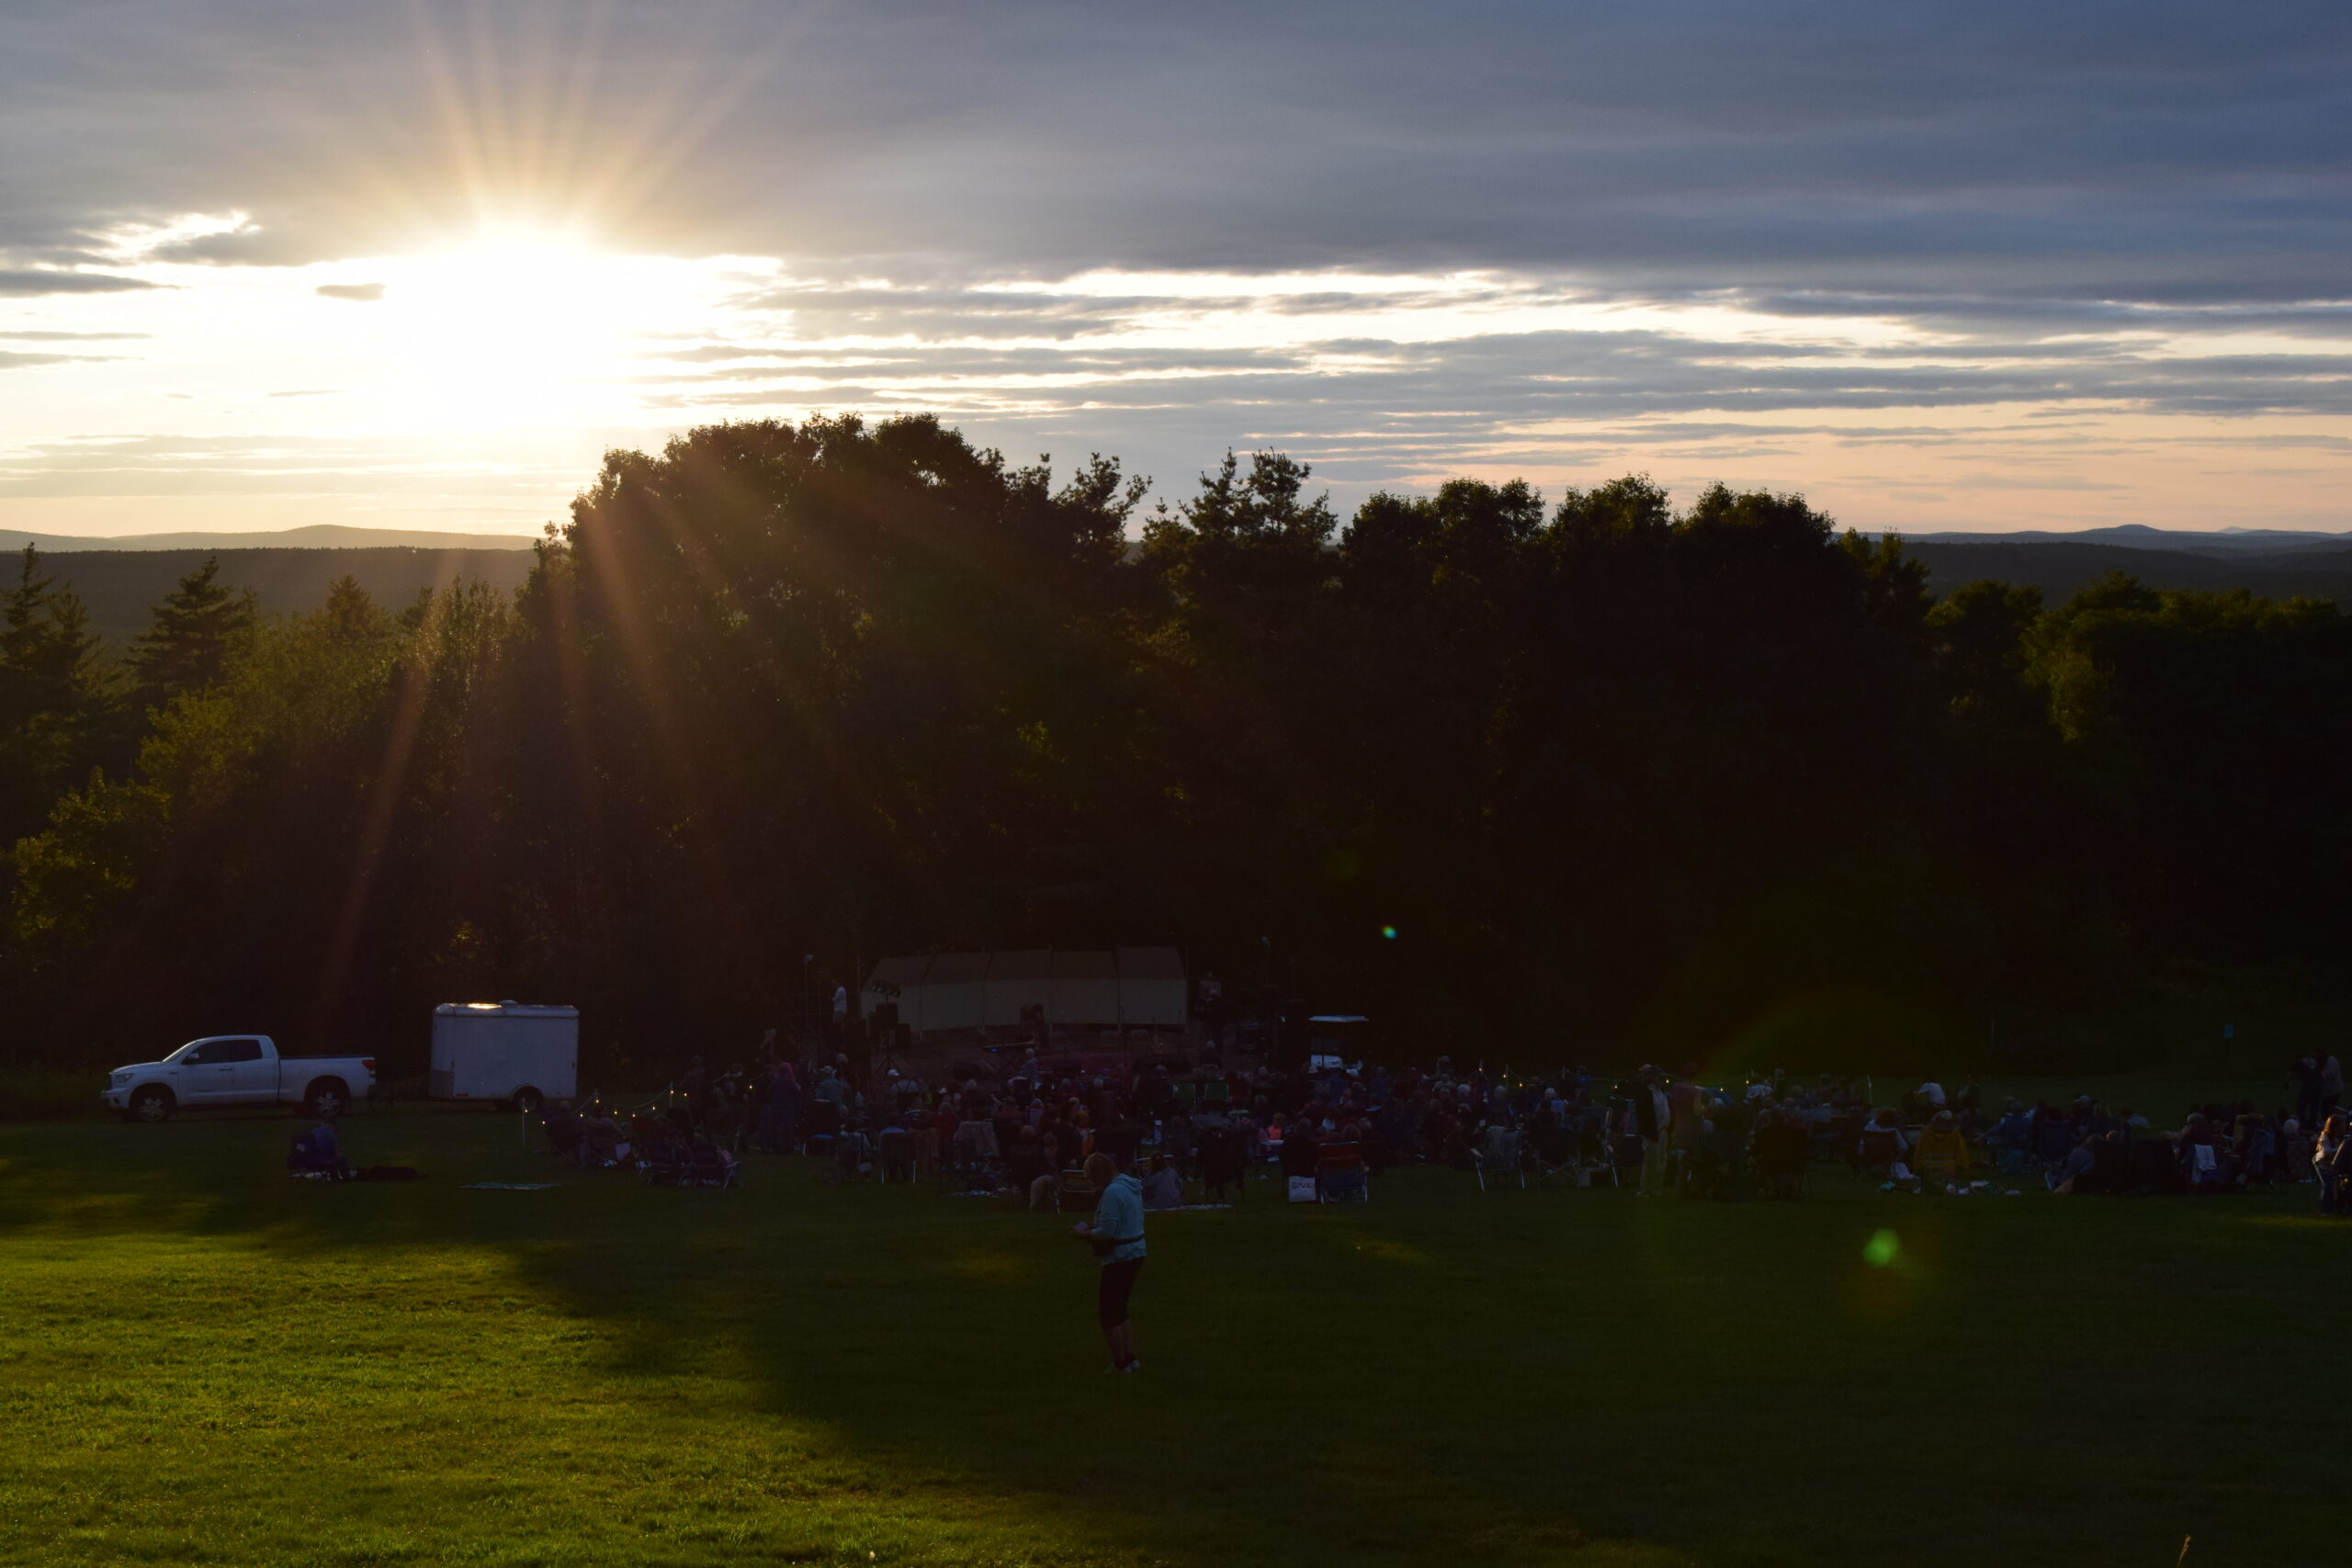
[537,1036,2352,1213]
[1612,1061,2352,1204]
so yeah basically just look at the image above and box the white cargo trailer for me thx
[429,1002,578,1112]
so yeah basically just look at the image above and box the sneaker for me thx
[1120,1359,1142,1373]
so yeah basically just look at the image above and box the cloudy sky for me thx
[4,0,2347,538]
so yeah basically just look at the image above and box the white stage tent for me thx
[862,947,1186,1034]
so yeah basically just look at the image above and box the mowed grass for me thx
[0,1086,2335,1568]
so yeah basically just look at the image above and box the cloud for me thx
[0,330,150,341]
[313,282,385,302]
[634,320,2352,425]
[1,1,2345,304]
[266,388,343,398]
[3,2,2350,537]
[0,268,159,296]
[0,431,598,499]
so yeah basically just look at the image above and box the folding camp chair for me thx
[1752,1122,1809,1200]
[1570,1113,1618,1188]
[1611,1131,1645,1186]
[1196,1124,1247,1202]
[1854,1128,1902,1178]
[876,1130,917,1183]
[577,1119,623,1168]
[285,1129,352,1181]
[933,1134,1000,1193]
[828,1128,872,1184]
[2242,1128,2281,1187]
[637,1137,688,1186]
[538,1106,584,1161]
[1529,1121,1577,1186]
[1476,1126,1524,1191]
[683,1142,741,1190]
[1316,1142,1370,1202]
[1058,1168,1100,1212]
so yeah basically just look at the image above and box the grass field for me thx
[0,1080,2335,1568]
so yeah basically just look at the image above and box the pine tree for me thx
[1,544,99,696]
[6,546,64,673]
[0,544,106,840]
[130,555,256,708]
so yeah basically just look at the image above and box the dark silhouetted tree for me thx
[130,555,256,710]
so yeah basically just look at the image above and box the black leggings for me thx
[1097,1258,1144,1328]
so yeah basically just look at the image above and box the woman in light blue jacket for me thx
[1072,1153,1147,1372]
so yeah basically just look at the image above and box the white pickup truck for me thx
[102,1036,377,1123]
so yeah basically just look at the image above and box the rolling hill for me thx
[1901,539,2352,605]
[25,547,541,651]
[8,525,537,553]
[21,528,2352,658]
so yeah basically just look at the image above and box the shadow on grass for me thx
[0,1107,2341,1567]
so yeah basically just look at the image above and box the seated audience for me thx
[1912,1111,1971,1184]
[1141,1154,1186,1211]
[1004,1126,1057,1210]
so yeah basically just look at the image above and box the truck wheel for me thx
[302,1079,348,1119]
[128,1086,174,1124]
[512,1087,544,1116]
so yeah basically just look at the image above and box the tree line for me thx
[5,414,2347,1078]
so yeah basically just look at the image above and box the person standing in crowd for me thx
[1072,1152,1147,1372]
[2321,1049,2345,1114]
[1634,1065,1673,1196]
[1668,1065,1706,1171]
[760,1061,801,1153]
[2317,1112,2349,1216]
[2290,1050,2324,1128]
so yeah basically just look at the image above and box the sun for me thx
[370,231,623,426]
[329,225,722,433]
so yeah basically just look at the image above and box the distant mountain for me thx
[24,525,2352,649]
[1896,523,2352,555]
[25,547,540,651]
[7,524,538,553]
[1905,539,2352,606]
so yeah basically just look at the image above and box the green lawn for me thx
[0,1090,2335,1568]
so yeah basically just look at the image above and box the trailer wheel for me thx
[512,1086,543,1116]
[128,1086,174,1124]
[301,1079,349,1119]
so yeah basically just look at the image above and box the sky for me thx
[3,0,2348,539]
